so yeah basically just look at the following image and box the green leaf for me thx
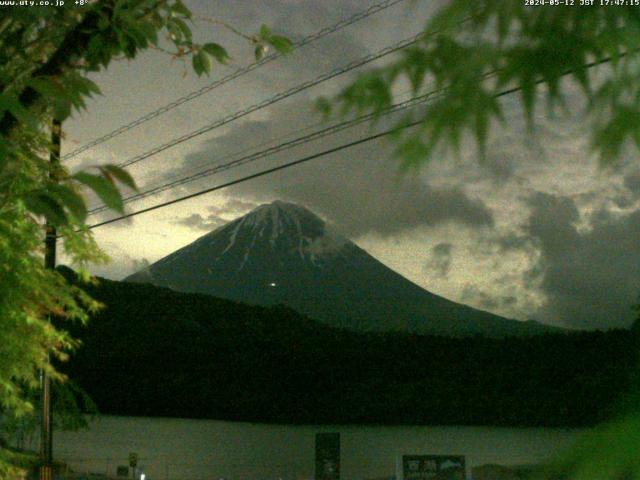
[543,412,640,480]
[192,49,211,76]
[28,78,64,100]
[49,184,88,223]
[520,75,536,124]
[23,192,68,226]
[259,24,271,39]
[98,15,109,31]
[255,44,268,61]
[202,43,229,64]
[54,99,72,122]
[315,97,332,119]
[0,94,38,131]
[572,65,591,96]
[496,11,510,43]
[124,22,149,49]
[403,47,429,94]
[137,20,159,46]
[396,136,431,170]
[171,0,192,19]
[66,74,101,97]
[172,17,192,41]
[73,172,124,213]
[592,106,640,165]
[86,35,106,67]
[268,35,293,54]
[99,165,138,191]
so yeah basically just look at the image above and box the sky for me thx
[63,0,640,330]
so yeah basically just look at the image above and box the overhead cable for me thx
[113,30,426,170]
[87,89,446,215]
[61,0,409,161]
[83,50,632,231]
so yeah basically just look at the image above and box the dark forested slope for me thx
[61,269,638,427]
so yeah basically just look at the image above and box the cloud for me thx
[82,249,151,281]
[172,198,260,231]
[523,192,640,329]
[124,0,496,241]
[208,198,259,216]
[425,242,453,278]
[492,233,533,254]
[163,110,496,238]
[173,213,226,231]
[459,283,521,317]
[460,284,500,312]
[240,153,494,237]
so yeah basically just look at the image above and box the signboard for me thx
[315,432,340,480]
[399,455,465,480]
[116,466,129,477]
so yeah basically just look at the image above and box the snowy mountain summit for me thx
[126,200,555,337]
[218,200,350,268]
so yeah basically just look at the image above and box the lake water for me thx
[21,415,586,480]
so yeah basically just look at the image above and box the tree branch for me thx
[0,1,117,137]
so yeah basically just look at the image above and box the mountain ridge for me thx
[126,200,558,337]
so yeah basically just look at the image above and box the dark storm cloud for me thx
[145,113,295,192]
[126,0,490,239]
[156,98,495,238]
[237,158,493,237]
[526,192,580,257]
[277,167,488,236]
[480,151,515,181]
[523,192,640,329]
[425,242,453,278]
[231,141,495,237]
[493,233,532,254]
[168,117,493,237]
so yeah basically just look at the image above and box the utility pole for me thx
[40,118,61,480]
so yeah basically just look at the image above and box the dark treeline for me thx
[59,268,639,428]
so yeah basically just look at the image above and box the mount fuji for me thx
[125,201,554,337]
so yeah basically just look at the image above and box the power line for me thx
[61,0,409,161]
[84,18,474,212]
[113,30,427,170]
[85,117,326,212]
[84,50,631,232]
[87,89,446,216]
[86,122,412,231]
[85,104,340,212]
[85,86,495,230]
